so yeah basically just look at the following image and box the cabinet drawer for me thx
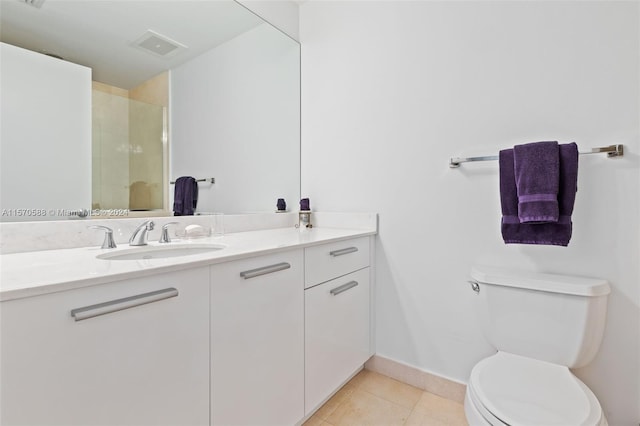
[305,236,370,288]
[305,268,370,414]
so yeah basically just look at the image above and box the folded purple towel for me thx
[514,141,560,223]
[173,176,198,216]
[500,143,579,246]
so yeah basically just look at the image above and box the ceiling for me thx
[0,0,264,89]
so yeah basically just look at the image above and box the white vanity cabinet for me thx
[0,229,376,425]
[304,237,372,416]
[0,267,210,426]
[210,249,304,426]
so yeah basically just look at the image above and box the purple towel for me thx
[500,143,579,246]
[173,176,198,216]
[513,141,559,223]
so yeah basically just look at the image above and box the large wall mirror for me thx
[0,0,300,222]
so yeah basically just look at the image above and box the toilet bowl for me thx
[465,267,610,426]
[464,352,607,426]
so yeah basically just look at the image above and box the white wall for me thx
[0,43,91,221]
[238,0,300,41]
[300,2,639,424]
[171,23,300,214]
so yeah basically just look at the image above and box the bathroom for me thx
[0,1,638,426]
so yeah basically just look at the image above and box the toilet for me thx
[464,267,610,426]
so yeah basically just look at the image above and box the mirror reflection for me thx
[92,78,167,212]
[0,0,300,222]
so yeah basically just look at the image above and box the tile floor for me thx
[304,369,469,426]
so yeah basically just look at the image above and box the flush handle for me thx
[468,280,480,294]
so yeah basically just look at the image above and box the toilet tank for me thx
[470,267,610,368]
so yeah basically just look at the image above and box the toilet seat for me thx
[468,352,604,426]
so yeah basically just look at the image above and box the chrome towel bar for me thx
[449,144,624,168]
[170,177,215,184]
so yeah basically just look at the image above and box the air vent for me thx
[132,30,187,58]
[20,0,46,8]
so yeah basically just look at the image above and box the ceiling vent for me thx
[132,30,187,58]
[19,0,46,8]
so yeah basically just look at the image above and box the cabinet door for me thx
[0,268,210,426]
[305,268,370,415]
[210,250,304,426]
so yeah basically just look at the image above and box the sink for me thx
[96,244,225,261]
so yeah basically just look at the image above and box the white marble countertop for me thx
[0,227,375,302]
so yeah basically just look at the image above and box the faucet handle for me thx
[88,225,117,249]
[159,222,179,244]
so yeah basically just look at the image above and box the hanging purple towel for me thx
[500,143,579,246]
[173,176,198,216]
[513,141,560,223]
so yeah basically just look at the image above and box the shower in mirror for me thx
[0,0,300,221]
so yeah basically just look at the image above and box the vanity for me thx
[0,214,376,425]
[0,2,359,422]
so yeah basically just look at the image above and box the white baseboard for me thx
[364,354,467,403]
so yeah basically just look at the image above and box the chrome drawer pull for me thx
[240,262,291,279]
[329,247,358,257]
[330,280,359,296]
[70,288,178,322]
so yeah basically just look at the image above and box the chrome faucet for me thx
[129,220,155,246]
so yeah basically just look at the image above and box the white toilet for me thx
[464,266,610,426]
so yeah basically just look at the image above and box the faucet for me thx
[129,220,155,246]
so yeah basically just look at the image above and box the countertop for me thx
[0,227,375,302]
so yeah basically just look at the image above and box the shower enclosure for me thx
[92,86,166,211]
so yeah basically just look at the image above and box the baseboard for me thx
[364,354,467,403]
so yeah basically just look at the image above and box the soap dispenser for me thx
[296,198,312,230]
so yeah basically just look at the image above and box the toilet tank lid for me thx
[470,267,610,296]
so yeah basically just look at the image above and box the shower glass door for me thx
[92,88,166,212]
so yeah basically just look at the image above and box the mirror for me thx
[0,0,300,222]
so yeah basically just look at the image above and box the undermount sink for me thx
[96,244,225,261]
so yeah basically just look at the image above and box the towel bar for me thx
[449,144,623,168]
[170,177,215,184]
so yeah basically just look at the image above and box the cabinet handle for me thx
[70,288,179,322]
[239,262,291,279]
[330,280,359,296]
[329,247,358,257]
